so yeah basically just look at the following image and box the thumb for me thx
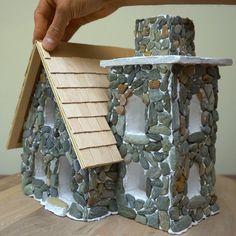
[42,8,69,51]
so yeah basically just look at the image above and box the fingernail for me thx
[43,37,54,45]
[42,37,55,51]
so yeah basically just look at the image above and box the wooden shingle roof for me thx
[7,41,133,168]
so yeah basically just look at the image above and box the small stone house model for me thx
[7,15,232,234]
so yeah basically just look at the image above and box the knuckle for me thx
[34,7,40,20]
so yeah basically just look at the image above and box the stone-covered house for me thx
[7,15,232,234]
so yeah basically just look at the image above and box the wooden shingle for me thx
[7,41,134,168]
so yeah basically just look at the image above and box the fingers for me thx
[33,0,54,43]
[33,0,119,51]
[62,4,119,42]
[61,21,81,42]
[42,7,70,51]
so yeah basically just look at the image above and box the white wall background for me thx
[0,1,235,174]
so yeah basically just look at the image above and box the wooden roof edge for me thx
[36,42,90,169]
[81,158,123,169]
[7,41,131,169]
[7,44,42,149]
[36,41,134,60]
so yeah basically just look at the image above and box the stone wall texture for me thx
[135,15,195,56]
[107,62,220,233]
[21,15,221,234]
[21,70,118,220]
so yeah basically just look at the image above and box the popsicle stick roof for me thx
[7,41,134,168]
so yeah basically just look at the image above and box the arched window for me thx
[44,97,56,127]
[34,151,46,182]
[124,95,148,144]
[189,94,202,133]
[187,163,201,199]
[123,162,147,201]
[58,156,74,204]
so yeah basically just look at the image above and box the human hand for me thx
[33,0,119,51]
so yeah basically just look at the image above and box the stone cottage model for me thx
[7,15,232,234]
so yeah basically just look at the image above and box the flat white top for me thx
[100,55,233,67]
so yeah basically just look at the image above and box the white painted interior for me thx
[58,156,74,205]
[44,97,56,127]
[189,94,202,134]
[125,95,146,138]
[45,200,68,217]
[34,151,47,182]
[123,162,147,201]
[187,163,201,199]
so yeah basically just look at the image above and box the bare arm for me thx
[33,0,236,52]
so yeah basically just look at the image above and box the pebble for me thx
[73,192,86,207]
[116,115,125,136]
[145,142,162,152]
[140,156,150,170]
[146,166,161,179]
[161,136,172,154]
[135,214,147,224]
[135,199,145,211]
[118,84,128,94]
[119,144,127,158]
[127,71,136,85]
[142,94,150,105]
[109,199,118,212]
[119,94,127,106]
[149,89,163,102]
[143,151,158,167]
[115,105,125,115]
[176,176,186,193]
[188,132,205,143]
[23,184,34,196]
[169,206,180,220]
[126,194,135,208]
[146,133,162,142]
[159,211,170,231]
[50,187,58,197]
[88,206,108,219]
[131,152,139,162]
[69,203,83,219]
[149,80,161,89]
[132,78,144,89]
[147,213,159,229]
[149,125,171,136]
[170,215,192,233]
[172,101,180,131]
[118,206,136,219]
[158,111,172,126]
[124,65,134,74]
[188,195,207,209]
[124,134,149,145]
[156,197,170,211]
[160,162,170,176]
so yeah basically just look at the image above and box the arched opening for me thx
[58,156,74,205]
[44,97,56,127]
[123,162,147,201]
[189,94,202,133]
[187,163,201,199]
[34,151,46,182]
[124,95,148,144]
